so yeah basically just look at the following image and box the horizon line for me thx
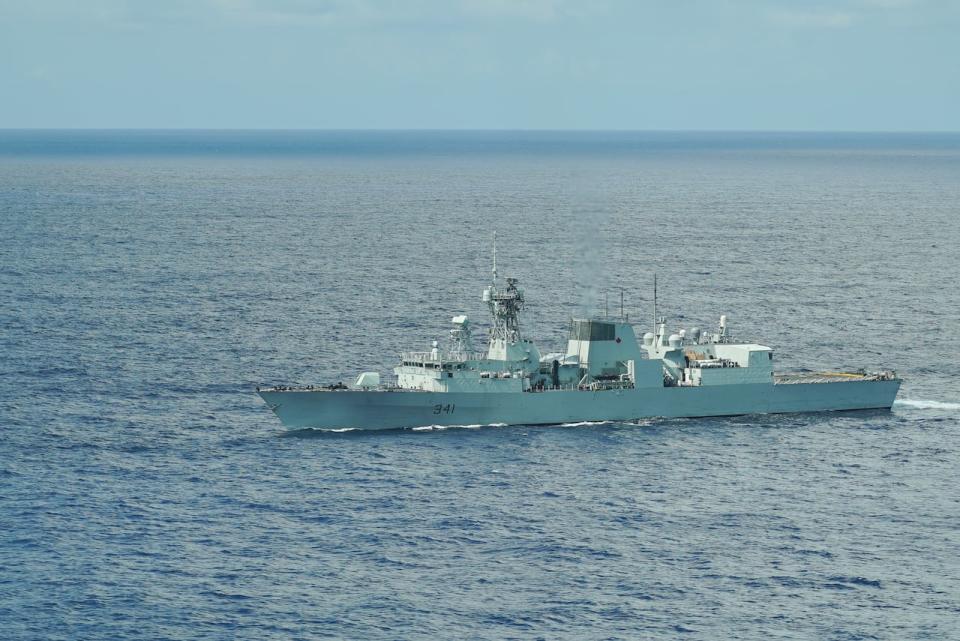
[1,127,959,135]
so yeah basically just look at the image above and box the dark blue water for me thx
[2,131,959,640]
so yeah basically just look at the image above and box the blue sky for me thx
[0,0,957,129]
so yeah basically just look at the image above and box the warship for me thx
[257,243,899,431]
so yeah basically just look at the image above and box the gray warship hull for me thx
[258,243,900,432]
[258,377,901,431]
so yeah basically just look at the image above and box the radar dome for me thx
[690,327,701,341]
[668,334,682,349]
[642,332,654,346]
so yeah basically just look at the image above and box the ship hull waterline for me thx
[258,379,901,431]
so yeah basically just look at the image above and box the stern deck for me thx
[774,371,898,385]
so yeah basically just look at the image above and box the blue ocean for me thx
[1,130,958,640]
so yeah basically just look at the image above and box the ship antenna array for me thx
[653,273,658,331]
[492,231,497,284]
[484,231,523,343]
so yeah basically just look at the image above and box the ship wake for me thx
[894,399,960,411]
[412,423,509,432]
[559,420,615,428]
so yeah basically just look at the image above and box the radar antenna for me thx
[487,277,524,343]
[481,234,524,345]
[449,315,472,357]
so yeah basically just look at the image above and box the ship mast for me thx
[492,230,497,284]
[483,232,524,345]
[653,273,658,333]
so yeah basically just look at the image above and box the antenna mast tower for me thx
[483,232,524,343]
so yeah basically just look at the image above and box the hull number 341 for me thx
[432,404,456,415]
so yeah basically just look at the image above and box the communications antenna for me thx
[653,273,658,331]
[492,231,497,283]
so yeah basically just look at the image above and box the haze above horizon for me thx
[1,0,957,131]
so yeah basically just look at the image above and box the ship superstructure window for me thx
[570,320,615,341]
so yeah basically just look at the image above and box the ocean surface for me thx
[1,130,959,640]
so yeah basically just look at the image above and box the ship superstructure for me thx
[258,242,899,430]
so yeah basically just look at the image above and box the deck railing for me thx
[400,351,487,363]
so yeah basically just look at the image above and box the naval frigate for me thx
[257,244,899,431]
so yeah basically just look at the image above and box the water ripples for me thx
[2,132,959,640]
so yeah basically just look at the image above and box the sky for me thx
[0,0,957,130]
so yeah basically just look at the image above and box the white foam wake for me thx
[559,420,613,428]
[412,422,508,432]
[894,399,960,411]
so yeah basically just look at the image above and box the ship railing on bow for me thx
[400,351,487,365]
